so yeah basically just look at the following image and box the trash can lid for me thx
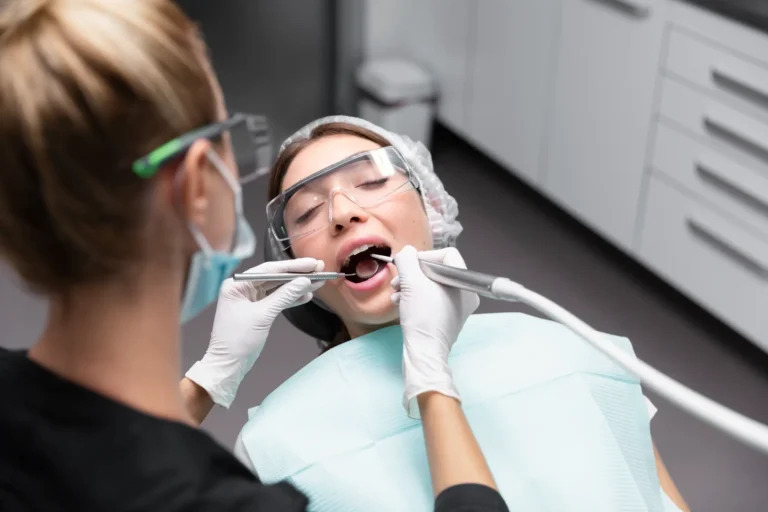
[356,58,436,105]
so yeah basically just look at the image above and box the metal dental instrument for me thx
[371,252,768,456]
[233,271,353,282]
[371,254,500,299]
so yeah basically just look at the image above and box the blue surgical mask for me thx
[180,149,256,324]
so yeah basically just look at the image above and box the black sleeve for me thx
[197,480,309,512]
[434,484,510,512]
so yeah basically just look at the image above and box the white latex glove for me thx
[185,258,324,408]
[390,245,480,419]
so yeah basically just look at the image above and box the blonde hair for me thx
[0,0,219,294]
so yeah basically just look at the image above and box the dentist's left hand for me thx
[185,258,324,408]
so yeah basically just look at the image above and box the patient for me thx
[242,116,690,511]
[267,121,437,346]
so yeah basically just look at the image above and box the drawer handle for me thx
[592,0,651,17]
[704,104,768,159]
[711,60,768,103]
[696,153,768,211]
[688,210,768,276]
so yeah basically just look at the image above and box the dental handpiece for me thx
[370,254,504,299]
[371,252,768,456]
[233,271,353,282]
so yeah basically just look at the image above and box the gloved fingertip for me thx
[219,276,235,291]
[390,275,400,289]
[441,247,468,269]
[391,292,401,305]
[393,245,418,268]
[315,260,325,272]
[289,258,323,273]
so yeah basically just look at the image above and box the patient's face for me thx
[282,134,432,338]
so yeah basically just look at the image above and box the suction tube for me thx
[373,254,768,456]
[489,278,768,457]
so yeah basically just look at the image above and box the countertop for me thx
[682,0,768,34]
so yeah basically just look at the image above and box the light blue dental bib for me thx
[240,313,681,511]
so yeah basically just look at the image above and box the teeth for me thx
[350,244,374,257]
[342,244,382,268]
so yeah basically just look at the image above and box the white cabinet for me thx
[543,0,667,252]
[636,6,768,351]
[464,0,562,185]
[363,0,476,134]
[639,175,768,349]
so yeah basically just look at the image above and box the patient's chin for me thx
[342,292,399,335]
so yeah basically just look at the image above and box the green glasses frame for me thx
[132,113,271,179]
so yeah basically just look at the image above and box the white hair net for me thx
[267,115,463,261]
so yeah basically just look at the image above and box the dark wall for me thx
[177,0,334,144]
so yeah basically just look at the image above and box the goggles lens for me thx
[267,146,417,250]
[225,115,272,186]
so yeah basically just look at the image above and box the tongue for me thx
[355,258,380,280]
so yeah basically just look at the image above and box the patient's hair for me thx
[268,122,392,351]
[268,122,391,201]
[0,0,219,297]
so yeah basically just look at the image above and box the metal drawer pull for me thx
[688,210,768,276]
[593,0,651,17]
[711,60,768,103]
[704,104,768,159]
[696,152,768,211]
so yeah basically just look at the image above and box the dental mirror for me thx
[354,259,382,280]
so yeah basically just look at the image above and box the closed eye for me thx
[295,203,323,225]
[357,177,389,189]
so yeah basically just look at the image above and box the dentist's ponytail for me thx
[0,0,219,297]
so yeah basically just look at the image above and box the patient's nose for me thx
[329,191,369,234]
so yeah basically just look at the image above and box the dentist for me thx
[0,1,507,511]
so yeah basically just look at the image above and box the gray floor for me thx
[2,124,767,510]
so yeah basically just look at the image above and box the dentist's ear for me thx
[179,138,214,229]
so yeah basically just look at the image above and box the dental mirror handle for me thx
[233,272,350,282]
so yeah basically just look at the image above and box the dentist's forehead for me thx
[281,134,383,191]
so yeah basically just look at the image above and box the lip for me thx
[335,235,392,271]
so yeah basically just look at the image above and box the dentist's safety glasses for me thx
[132,113,267,323]
[131,112,272,185]
[266,146,420,252]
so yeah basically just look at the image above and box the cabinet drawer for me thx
[664,29,768,126]
[670,1,768,72]
[652,123,768,239]
[659,77,768,173]
[639,175,768,350]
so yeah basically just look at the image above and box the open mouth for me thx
[341,244,392,284]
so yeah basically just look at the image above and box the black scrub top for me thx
[0,348,509,512]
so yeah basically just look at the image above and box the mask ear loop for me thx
[172,147,244,261]
[205,148,256,259]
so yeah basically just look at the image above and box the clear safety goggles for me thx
[267,146,420,251]
[132,112,272,186]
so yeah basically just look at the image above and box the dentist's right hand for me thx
[390,245,480,419]
[186,258,324,409]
